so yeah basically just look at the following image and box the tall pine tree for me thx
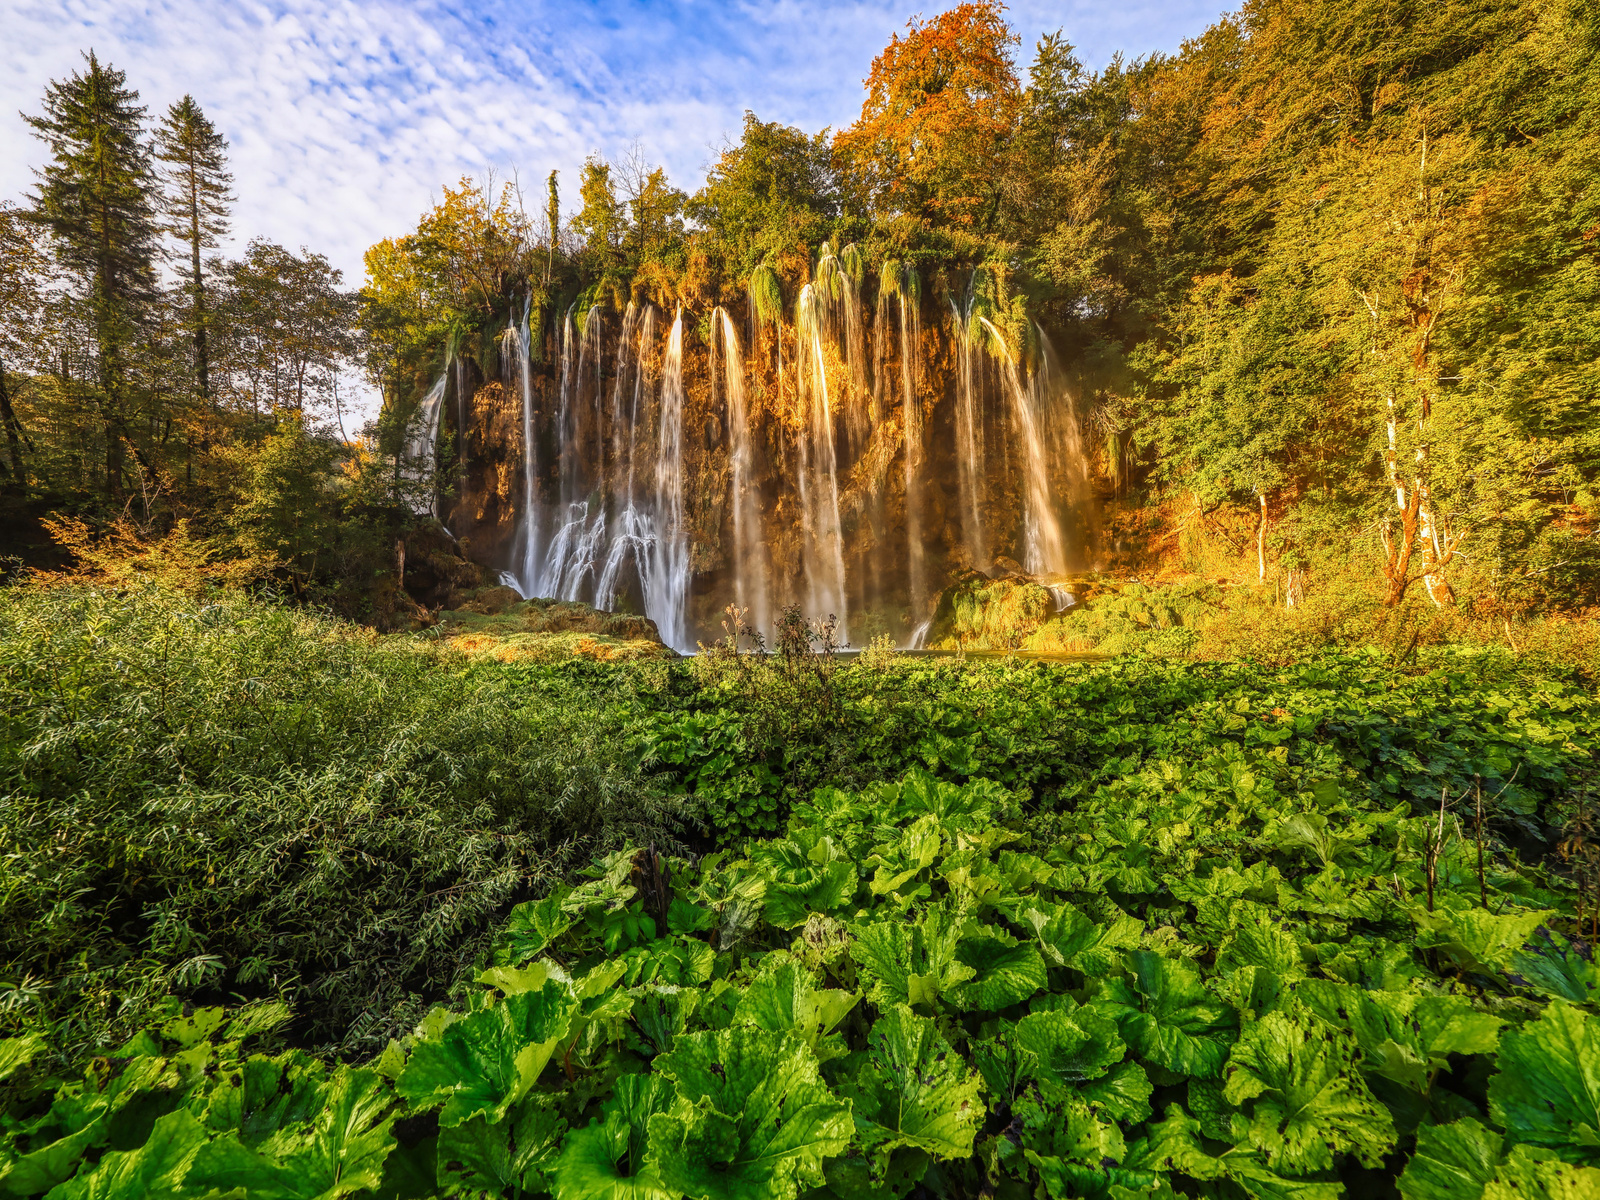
[155,95,233,406]
[25,51,159,498]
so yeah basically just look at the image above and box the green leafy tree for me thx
[689,113,838,270]
[570,156,626,270]
[227,410,341,592]
[154,95,234,407]
[0,204,52,484]
[216,240,356,417]
[24,51,160,499]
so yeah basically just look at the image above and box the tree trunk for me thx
[1257,492,1267,582]
[0,359,26,486]
[1415,475,1458,607]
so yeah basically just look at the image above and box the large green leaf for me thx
[552,1075,674,1200]
[202,1051,328,1146]
[1298,981,1504,1092]
[1222,1010,1395,1173]
[733,958,858,1054]
[185,1066,397,1200]
[438,1094,565,1197]
[630,986,703,1058]
[1483,1145,1600,1200]
[0,1034,45,1084]
[952,933,1047,1012]
[1022,904,1142,976]
[1098,951,1237,1078]
[818,1147,929,1200]
[1513,935,1600,1005]
[4,1057,169,1197]
[1123,1103,1226,1180]
[865,815,943,900]
[1413,906,1553,975]
[850,906,974,1010]
[497,891,575,964]
[396,981,578,1127]
[43,1109,205,1200]
[1013,1006,1126,1088]
[650,1026,852,1200]
[1488,999,1600,1165]
[1397,1118,1501,1200]
[1084,1061,1154,1125]
[841,1004,984,1164]
[1216,915,1307,979]
[753,834,857,929]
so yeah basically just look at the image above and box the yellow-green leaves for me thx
[1222,1010,1395,1174]
[396,981,577,1127]
[1099,951,1238,1079]
[552,1075,673,1200]
[1489,1001,1600,1166]
[845,1005,985,1163]
[651,1027,852,1200]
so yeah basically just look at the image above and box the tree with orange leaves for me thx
[833,1,1021,230]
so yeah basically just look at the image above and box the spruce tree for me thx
[155,95,233,405]
[25,51,159,497]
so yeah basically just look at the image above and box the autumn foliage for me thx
[833,1,1020,229]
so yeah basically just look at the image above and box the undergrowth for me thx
[0,585,692,1062]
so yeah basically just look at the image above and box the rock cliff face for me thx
[426,287,1097,650]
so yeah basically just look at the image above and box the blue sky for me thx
[2,0,1229,283]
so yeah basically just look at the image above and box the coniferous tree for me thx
[25,51,159,498]
[154,95,233,406]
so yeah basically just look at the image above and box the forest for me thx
[2,0,1599,1197]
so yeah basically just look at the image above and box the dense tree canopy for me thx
[1,0,1595,614]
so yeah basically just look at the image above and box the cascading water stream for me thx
[950,297,988,568]
[648,310,690,650]
[484,271,1089,651]
[609,302,639,515]
[794,284,849,628]
[981,316,1068,577]
[715,307,768,637]
[406,371,449,515]
[501,296,541,595]
[898,280,925,627]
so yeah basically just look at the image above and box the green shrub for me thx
[0,585,690,1060]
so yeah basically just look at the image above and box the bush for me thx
[0,585,690,1060]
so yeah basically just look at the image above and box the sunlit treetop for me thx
[834,0,1021,230]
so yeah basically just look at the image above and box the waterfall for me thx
[580,306,605,499]
[1034,324,1094,566]
[815,243,870,452]
[478,267,1092,653]
[982,317,1067,576]
[538,307,580,597]
[609,302,640,515]
[950,297,988,569]
[899,278,925,628]
[502,296,540,595]
[540,305,609,598]
[795,284,849,628]
[453,354,469,473]
[405,371,449,515]
[648,310,690,650]
[716,307,767,637]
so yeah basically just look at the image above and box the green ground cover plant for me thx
[3,587,1598,1198]
[642,638,1595,842]
[6,761,1600,1199]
